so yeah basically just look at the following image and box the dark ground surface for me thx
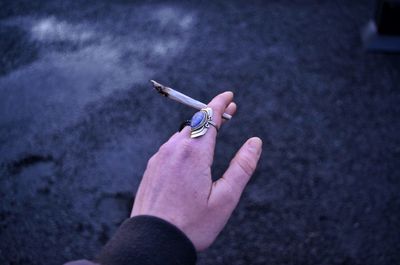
[1,0,400,264]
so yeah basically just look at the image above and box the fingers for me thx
[155,91,235,168]
[209,137,262,208]
[221,102,237,125]
[206,91,234,136]
[185,91,233,157]
[171,91,235,144]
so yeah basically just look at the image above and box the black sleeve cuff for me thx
[96,215,197,265]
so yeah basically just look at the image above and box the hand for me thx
[131,91,262,251]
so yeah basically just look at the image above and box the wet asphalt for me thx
[0,0,400,264]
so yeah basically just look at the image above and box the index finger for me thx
[202,91,234,142]
[165,91,234,162]
[181,91,234,156]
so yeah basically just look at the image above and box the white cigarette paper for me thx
[150,80,232,120]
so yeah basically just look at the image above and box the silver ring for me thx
[208,121,219,132]
[190,107,218,138]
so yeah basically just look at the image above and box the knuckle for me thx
[178,138,195,159]
[146,153,158,168]
[157,141,173,157]
[222,190,239,207]
[219,179,239,205]
[148,141,174,167]
[235,155,256,177]
[223,189,238,205]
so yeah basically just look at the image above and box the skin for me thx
[131,91,263,251]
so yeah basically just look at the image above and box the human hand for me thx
[131,92,262,251]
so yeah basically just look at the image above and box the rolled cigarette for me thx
[150,80,232,120]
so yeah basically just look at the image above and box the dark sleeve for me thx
[95,215,197,265]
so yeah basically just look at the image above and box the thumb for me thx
[209,137,262,209]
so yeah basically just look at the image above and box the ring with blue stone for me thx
[190,107,218,138]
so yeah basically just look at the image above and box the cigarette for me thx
[150,80,232,120]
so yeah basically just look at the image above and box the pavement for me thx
[0,0,399,264]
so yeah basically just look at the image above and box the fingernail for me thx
[248,137,262,154]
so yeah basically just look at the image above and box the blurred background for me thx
[0,0,399,264]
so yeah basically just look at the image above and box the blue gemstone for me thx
[191,111,205,128]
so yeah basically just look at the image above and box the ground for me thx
[0,0,399,264]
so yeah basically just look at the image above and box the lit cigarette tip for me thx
[150,80,168,97]
[150,80,160,87]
